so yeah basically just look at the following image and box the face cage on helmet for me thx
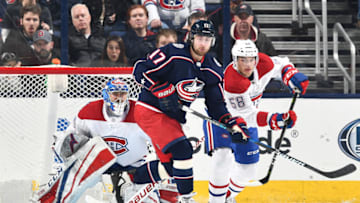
[103,87,129,116]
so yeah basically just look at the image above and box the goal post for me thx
[0,66,141,202]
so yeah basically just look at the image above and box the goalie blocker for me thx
[37,133,116,203]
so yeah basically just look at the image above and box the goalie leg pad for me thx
[38,136,116,203]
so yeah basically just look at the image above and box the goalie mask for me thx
[231,39,259,70]
[102,78,129,116]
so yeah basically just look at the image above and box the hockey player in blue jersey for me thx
[133,20,249,202]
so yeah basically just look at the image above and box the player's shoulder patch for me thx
[257,52,275,79]
[224,64,250,94]
[172,43,185,49]
[212,57,222,68]
[200,56,224,82]
[78,100,105,121]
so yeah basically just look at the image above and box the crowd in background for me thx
[0,0,279,68]
[0,0,358,73]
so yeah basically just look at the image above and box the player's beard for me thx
[191,44,209,58]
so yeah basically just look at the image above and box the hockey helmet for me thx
[190,20,216,46]
[102,78,129,116]
[231,39,259,67]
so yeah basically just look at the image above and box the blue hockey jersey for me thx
[133,42,230,123]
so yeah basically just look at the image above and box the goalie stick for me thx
[181,105,357,179]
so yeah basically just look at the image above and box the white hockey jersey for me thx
[73,99,152,167]
[224,53,293,128]
[142,0,205,28]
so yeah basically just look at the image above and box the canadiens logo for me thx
[159,0,184,10]
[176,78,205,102]
[103,136,129,155]
[338,119,360,161]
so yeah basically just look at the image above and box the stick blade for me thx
[321,164,357,178]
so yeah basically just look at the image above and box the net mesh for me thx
[0,74,141,98]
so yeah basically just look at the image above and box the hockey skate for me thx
[177,192,197,203]
[225,197,237,203]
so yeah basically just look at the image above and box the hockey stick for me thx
[181,105,357,179]
[256,92,298,186]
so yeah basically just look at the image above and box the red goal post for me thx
[0,66,140,202]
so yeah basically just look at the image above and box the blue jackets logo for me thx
[176,78,205,102]
[338,119,360,161]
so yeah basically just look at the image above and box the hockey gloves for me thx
[150,82,179,112]
[282,65,309,95]
[225,116,249,144]
[269,110,297,130]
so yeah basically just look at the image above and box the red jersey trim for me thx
[224,64,250,94]
[78,100,106,121]
[256,53,274,79]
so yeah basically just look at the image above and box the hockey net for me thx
[0,66,141,202]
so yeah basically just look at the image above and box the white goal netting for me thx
[0,66,141,202]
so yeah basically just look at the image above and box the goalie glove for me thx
[149,82,179,112]
[269,110,297,130]
[222,115,249,144]
[282,65,309,95]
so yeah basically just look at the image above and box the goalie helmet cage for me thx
[0,66,141,202]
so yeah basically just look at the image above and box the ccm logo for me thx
[128,183,156,203]
[283,69,298,84]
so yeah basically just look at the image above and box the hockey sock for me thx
[167,139,194,195]
[228,162,257,198]
[208,148,233,203]
[132,160,160,184]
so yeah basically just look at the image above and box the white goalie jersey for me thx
[72,99,152,168]
[223,53,293,128]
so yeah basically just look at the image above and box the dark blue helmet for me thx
[190,20,216,46]
[190,20,215,38]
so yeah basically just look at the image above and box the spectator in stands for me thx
[38,0,80,38]
[1,4,41,66]
[82,0,103,29]
[1,0,52,43]
[209,1,260,62]
[231,4,276,56]
[32,29,60,65]
[68,3,106,66]
[103,0,135,37]
[123,4,156,65]
[156,28,177,48]
[178,11,207,42]
[142,0,205,31]
[92,35,128,67]
[0,52,21,66]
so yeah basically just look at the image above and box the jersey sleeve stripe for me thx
[200,67,223,81]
